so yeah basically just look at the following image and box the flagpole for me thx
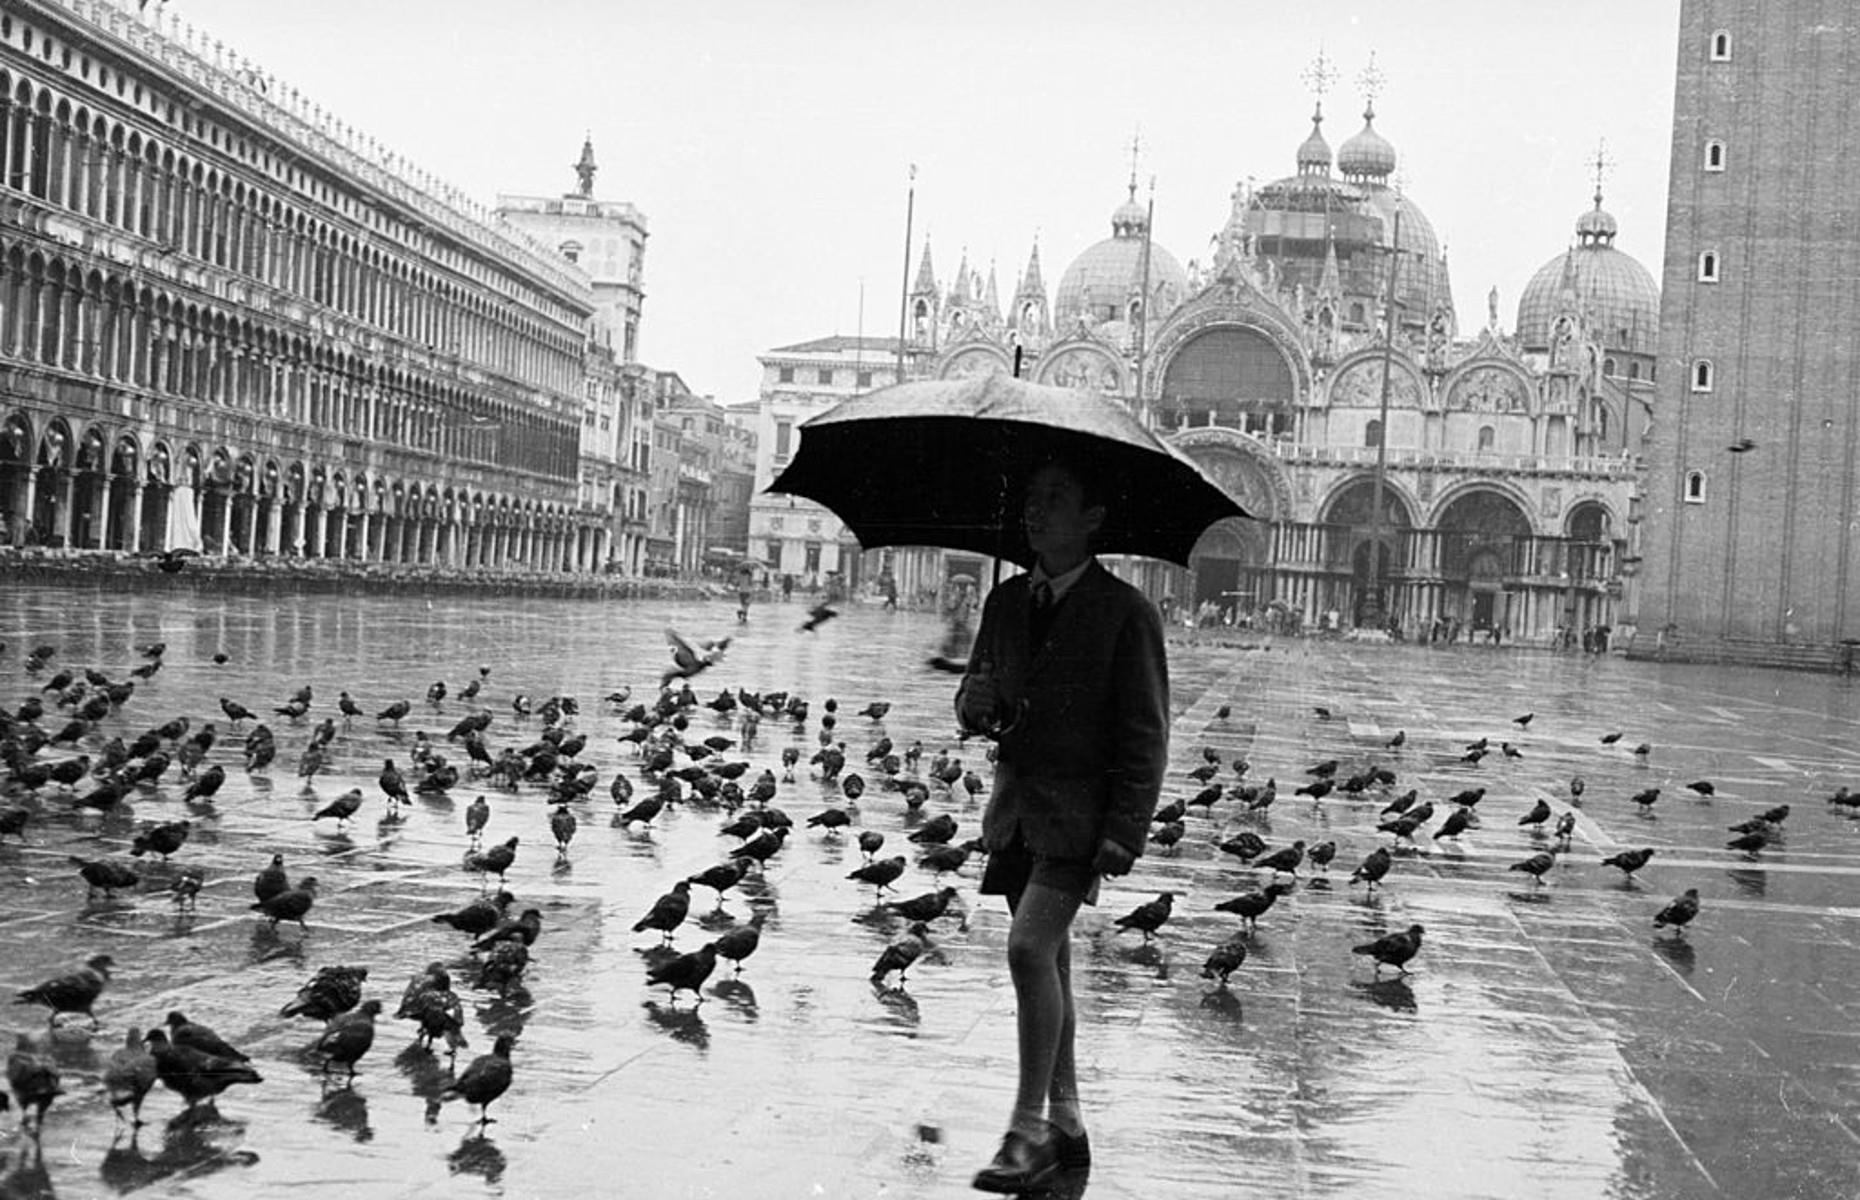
[1365,203,1402,629]
[895,164,916,384]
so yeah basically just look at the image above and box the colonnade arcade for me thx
[0,408,609,572]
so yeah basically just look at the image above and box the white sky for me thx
[168,0,1681,404]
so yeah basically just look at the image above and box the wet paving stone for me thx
[6,583,1860,1196]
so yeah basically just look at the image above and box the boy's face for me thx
[1023,464,1104,564]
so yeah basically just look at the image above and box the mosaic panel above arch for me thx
[1326,354,1426,410]
[938,344,1011,380]
[1036,343,1125,394]
[1444,361,1534,415]
[1169,427,1291,523]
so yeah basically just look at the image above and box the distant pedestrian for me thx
[781,573,794,601]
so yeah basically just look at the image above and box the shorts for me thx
[979,831,1101,907]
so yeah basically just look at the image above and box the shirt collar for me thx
[1028,556,1094,604]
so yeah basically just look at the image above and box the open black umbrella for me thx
[767,372,1249,568]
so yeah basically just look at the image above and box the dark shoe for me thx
[972,1127,1060,1193]
[1051,1126,1091,1170]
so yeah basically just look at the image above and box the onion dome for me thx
[1337,103,1397,183]
[1296,105,1332,176]
[1054,184,1187,328]
[1516,191,1659,356]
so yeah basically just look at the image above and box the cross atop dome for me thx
[1357,51,1385,109]
[1588,137,1615,206]
[1301,45,1337,105]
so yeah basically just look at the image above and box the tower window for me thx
[1704,140,1726,171]
[1364,419,1383,449]
[1698,251,1720,283]
[1691,359,1714,392]
[777,367,794,384]
[1710,29,1732,61]
[1685,471,1707,503]
[815,369,834,386]
[1477,425,1496,453]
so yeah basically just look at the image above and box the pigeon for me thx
[688,857,754,909]
[1294,778,1334,800]
[1386,730,1406,749]
[1601,847,1656,880]
[1654,888,1700,934]
[0,806,30,844]
[279,965,369,1021]
[1254,840,1306,876]
[1631,788,1661,811]
[313,789,364,827]
[465,795,491,845]
[1213,882,1293,931]
[1350,847,1392,889]
[1726,830,1770,855]
[1219,831,1268,862]
[146,1027,263,1110]
[6,1031,62,1130]
[1569,776,1586,799]
[165,1012,250,1063]
[378,760,410,808]
[1686,780,1716,796]
[1113,892,1175,943]
[1600,732,1623,745]
[71,856,141,899]
[1513,713,1534,727]
[549,805,578,855]
[883,886,961,924]
[1632,743,1653,757]
[313,999,382,1078]
[441,1034,516,1126]
[662,629,731,688]
[1150,820,1187,850]
[169,868,205,911]
[102,1027,159,1126]
[431,891,517,938]
[1728,437,1757,453]
[131,820,193,861]
[254,854,289,904]
[856,829,886,860]
[646,941,719,1002]
[633,881,692,943]
[1352,924,1426,975]
[1518,799,1552,829]
[871,921,933,985]
[14,954,114,1029]
[474,908,545,954]
[1433,808,1473,841]
[1509,850,1558,885]
[1308,840,1338,873]
[1200,933,1249,986]
[252,877,318,929]
[799,603,839,633]
[712,911,768,975]
[376,699,411,725]
[909,814,958,845]
[1553,812,1577,844]
[849,855,908,897]
[1306,759,1340,779]
[469,836,521,885]
[401,967,469,1056]
[808,806,854,834]
[181,764,226,804]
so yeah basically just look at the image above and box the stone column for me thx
[95,477,114,550]
[217,492,234,556]
[356,512,371,562]
[126,482,144,554]
[309,507,327,558]
[266,499,283,557]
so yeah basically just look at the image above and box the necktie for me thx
[1033,581,1054,612]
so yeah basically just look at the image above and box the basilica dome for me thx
[1516,193,1659,356]
[1054,185,1188,328]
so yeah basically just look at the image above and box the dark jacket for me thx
[957,561,1169,861]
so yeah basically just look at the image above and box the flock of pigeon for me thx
[0,622,1835,1177]
[0,624,1004,1163]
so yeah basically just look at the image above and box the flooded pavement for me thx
[2,581,1858,1199]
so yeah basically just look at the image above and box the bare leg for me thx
[1004,882,1084,1138]
[1046,932,1082,1136]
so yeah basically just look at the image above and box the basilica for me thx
[899,98,1659,643]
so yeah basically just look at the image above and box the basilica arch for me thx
[1433,485,1534,633]
[1160,426,1287,612]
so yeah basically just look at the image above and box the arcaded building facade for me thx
[0,0,611,571]
[1637,3,1860,664]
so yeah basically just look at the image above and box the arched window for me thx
[1704,140,1726,171]
[1698,251,1719,282]
[1364,418,1383,448]
[1692,359,1714,392]
[1629,361,1641,381]
[1685,471,1707,503]
[1603,357,1616,377]
[1710,29,1732,61]
[1476,425,1495,453]
[1348,301,1366,325]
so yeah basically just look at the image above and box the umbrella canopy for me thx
[768,371,1250,568]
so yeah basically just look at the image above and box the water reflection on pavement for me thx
[2,584,1859,1198]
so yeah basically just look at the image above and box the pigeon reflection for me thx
[1651,935,1699,976]
[1352,977,1418,1013]
[395,1042,452,1102]
[1724,867,1767,898]
[313,1085,374,1143]
[2,1138,52,1200]
[447,1133,507,1184]
[643,999,710,1049]
[870,981,921,1029]
[98,1114,261,1192]
[710,978,759,1021]
[1198,987,1243,1020]
[477,988,534,1042]
[247,923,307,966]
